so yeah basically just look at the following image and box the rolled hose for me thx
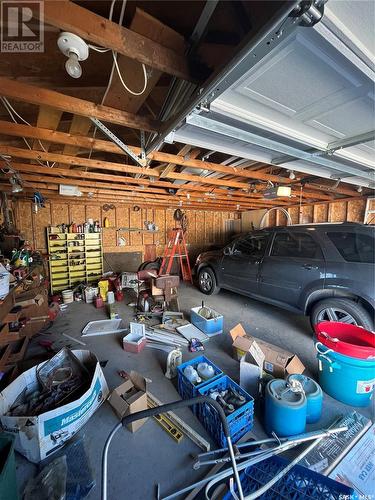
[102,396,243,500]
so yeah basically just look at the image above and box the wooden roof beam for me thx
[34,1,193,81]
[0,78,158,132]
[0,145,333,202]
[0,120,292,184]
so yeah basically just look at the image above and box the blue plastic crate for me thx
[190,307,223,336]
[177,356,223,414]
[198,375,254,447]
[223,455,358,500]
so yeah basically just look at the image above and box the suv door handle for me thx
[302,264,319,270]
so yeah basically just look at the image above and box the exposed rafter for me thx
[32,1,193,81]
[0,78,158,132]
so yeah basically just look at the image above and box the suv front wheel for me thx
[310,298,374,331]
[198,267,220,295]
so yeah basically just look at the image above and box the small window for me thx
[327,231,374,263]
[234,233,269,258]
[271,232,323,259]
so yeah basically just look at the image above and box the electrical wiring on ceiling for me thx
[0,96,55,169]
[101,0,148,100]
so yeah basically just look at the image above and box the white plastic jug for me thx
[183,366,202,385]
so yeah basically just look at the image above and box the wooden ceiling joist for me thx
[0,145,333,203]
[0,121,293,184]
[34,1,192,81]
[14,172,282,209]
[8,162,292,209]
[0,78,158,133]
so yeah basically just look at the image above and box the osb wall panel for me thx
[252,198,368,228]
[347,199,366,222]
[328,201,347,222]
[13,201,237,258]
[313,204,328,223]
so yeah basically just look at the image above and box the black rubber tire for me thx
[197,267,220,295]
[310,298,374,331]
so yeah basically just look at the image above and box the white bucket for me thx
[85,286,98,304]
[62,289,74,304]
[107,291,115,304]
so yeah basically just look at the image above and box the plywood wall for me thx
[13,201,238,258]
[243,198,369,230]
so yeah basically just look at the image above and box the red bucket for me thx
[315,321,375,359]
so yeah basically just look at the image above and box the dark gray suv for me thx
[195,223,375,330]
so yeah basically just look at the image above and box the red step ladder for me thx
[159,228,192,282]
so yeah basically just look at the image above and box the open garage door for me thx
[160,1,375,190]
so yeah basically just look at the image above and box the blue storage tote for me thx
[316,342,375,407]
[177,355,223,407]
[223,455,358,499]
[198,375,254,447]
[190,306,223,336]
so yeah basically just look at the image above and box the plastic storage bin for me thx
[315,321,375,359]
[177,355,223,406]
[316,342,375,407]
[198,375,254,447]
[190,306,223,336]
[223,455,358,500]
[122,332,146,353]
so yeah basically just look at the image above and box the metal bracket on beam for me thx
[140,130,146,162]
[90,117,147,167]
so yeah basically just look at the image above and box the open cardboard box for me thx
[230,323,305,379]
[108,371,149,432]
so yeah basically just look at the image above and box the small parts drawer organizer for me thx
[48,227,103,293]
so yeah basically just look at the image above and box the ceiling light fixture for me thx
[357,186,363,193]
[288,170,296,180]
[57,32,89,79]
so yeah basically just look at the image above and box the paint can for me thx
[61,289,73,304]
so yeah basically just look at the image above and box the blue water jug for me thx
[265,379,307,437]
[287,374,323,423]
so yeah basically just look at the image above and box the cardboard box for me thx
[0,350,109,463]
[108,371,149,432]
[230,324,305,378]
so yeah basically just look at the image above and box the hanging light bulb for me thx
[357,186,363,193]
[288,170,296,180]
[65,52,82,78]
[57,32,89,79]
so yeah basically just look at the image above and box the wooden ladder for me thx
[159,228,192,282]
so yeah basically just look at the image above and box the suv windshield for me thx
[327,231,375,263]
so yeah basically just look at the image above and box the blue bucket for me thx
[316,342,375,407]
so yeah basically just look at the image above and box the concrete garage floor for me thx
[15,284,373,499]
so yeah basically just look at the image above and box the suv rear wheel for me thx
[310,298,374,331]
[198,267,220,295]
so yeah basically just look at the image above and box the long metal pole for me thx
[161,426,347,500]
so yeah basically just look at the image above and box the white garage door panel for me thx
[309,94,375,139]
[213,28,373,150]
